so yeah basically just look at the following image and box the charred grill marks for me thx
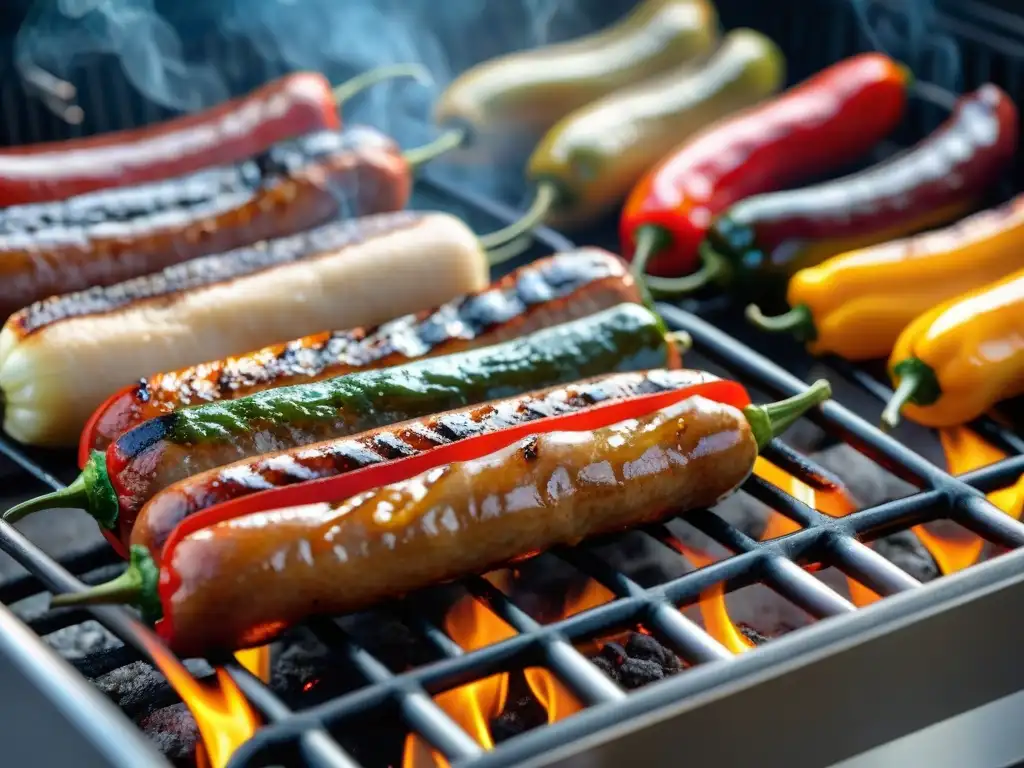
[202,371,707,497]
[15,211,423,335]
[146,250,631,407]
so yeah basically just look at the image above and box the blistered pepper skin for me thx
[888,268,1024,427]
[785,195,1024,360]
[160,395,757,655]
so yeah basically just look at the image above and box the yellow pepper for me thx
[745,196,1024,361]
[881,266,1024,429]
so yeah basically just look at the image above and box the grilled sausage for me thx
[83,249,642,455]
[133,369,716,558]
[0,126,410,320]
[163,394,757,655]
[0,211,487,446]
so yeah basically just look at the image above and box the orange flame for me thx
[138,636,260,768]
[234,646,271,683]
[523,667,584,723]
[755,458,879,606]
[402,595,515,767]
[916,427,1024,575]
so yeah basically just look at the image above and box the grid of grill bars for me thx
[0,2,1021,765]
[0,164,1022,765]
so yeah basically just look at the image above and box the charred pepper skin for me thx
[131,369,726,561]
[621,53,910,279]
[6,303,681,550]
[691,84,1018,300]
[79,249,642,458]
[48,381,832,655]
[882,268,1024,429]
[746,194,1024,361]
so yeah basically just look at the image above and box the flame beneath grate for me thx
[234,645,271,683]
[140,637,260,768]
[916,428,1024,574]
[403,575,601,766]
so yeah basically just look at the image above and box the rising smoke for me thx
[12,0,965,203]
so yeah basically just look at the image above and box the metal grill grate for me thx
[0,173,1022,767]
[0,0,1022,766]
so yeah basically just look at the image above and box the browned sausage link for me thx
[0,126,410,320]
[87,248,640,452]
[165,395,757,655]
[134,368,716,557]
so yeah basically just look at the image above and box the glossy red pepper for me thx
[150,379,751,637]
[621,52,910,280]
[47,380,751,629]
[0,65,424,206]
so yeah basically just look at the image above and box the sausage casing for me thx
[85,248,642,454]
[0,211,486,446]
[134,369,717,557]
[163,394,757,655]
[0,126,409,320]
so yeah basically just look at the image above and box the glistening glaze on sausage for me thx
[133,369,716,557]
[84,249,642,454]
[0,126,410,321]
[0,211,487,446]
[162,394,757,654]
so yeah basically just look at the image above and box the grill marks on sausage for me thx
[195,370,708,498]
[135,249,636,409]
[13,210,423,335]
[7,127,407,333]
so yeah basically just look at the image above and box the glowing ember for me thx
[234,645,271,683]
[139,636,260,768]
[917,427,1024,574]
[561,577,615,618]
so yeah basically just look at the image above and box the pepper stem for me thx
[643,241,729,298]
[744,379,832,450]
[331,63,432,105]
[480,183,559,252]
[629,225,672,280]
[49,545,163,622]
[485,232,534,268]
[746,303,817,342]
[4,474,88,523]
[880,358,942,432]
[664,330,693,354]
[402,128,466,167]
[3,451,119,529]
[50,564,142,609]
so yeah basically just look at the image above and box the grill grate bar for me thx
[0,173,1020,767]
[826,536,923,596]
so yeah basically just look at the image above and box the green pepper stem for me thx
[881,358,942,432]
[402,128,466,168]
[746,304,817,342]
[50,565,142,609]
[629,225,672,280]
[331,63,432,105]
[50,545,162,622]
[664,330,693,354]
[480,183,559,252]
[485,232,534,268]
[744,379,832,450]
[5,473,89,523]
[643,241,729,298]
[881,374,920,432]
